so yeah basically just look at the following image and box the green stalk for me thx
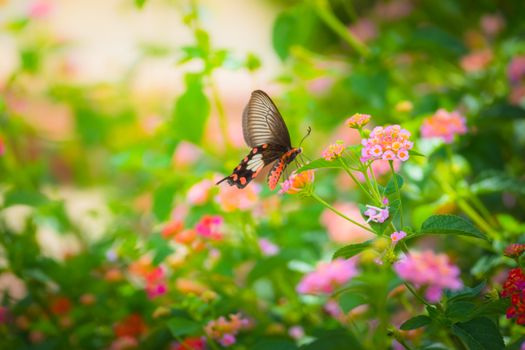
[210,79,233,152]
[311,193,376,234]
[313,0,369,57]
[389,160,404,228]
[339,158,376,203]
[403,282,431,308]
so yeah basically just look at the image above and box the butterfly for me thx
[217,90,304,190]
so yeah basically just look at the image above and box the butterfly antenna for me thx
[298,126,312,148]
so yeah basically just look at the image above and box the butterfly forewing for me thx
[242,90,292,148]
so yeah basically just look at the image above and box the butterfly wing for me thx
[216,144,284,189]
[242,90,292,148]
[267,148,302,190]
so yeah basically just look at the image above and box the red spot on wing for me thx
[268,160,285,190]
[232,174,238,181]
[240,177,247,185]
[262,144,268,149]
[252,148,258,154]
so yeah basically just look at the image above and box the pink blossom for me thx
[144,267,167,299]
[307,77,334,95]
[361,125,413,162]
[0,137,5,156]
[297,258,358,294]
[28,0,53,19]
[364,204,389,223]
[187,179,213,205]
[394,250,463,302]
[390,231,406,244]
[348,19,377,43]
[373,0,413,21]
[173,141,202,168]
[480,14,505,37]
[259,238,279,256]
[205,313,250,346]
[346,113,371,129]
[420,109,467,144]
[322,143,345,161]
[110,336,138,350]
[288,326,305,340]
[216,183,260,212]
[460,49,493,72]
[195,215,223,240]
[321,202,374,244]
[508,55,525,84]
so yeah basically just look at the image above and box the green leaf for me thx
[167,317,200,337]
[4,189,49,207]
[471,171,525,195]
[152,183,177,221]
[299,329,364,350]
[332,241,372,260]
[134,0,147,8]
[247,255,289,284]
[468,298,510,319]
[446,301,476,322]
[253,339,298,350]
[147,233,174,265]
[451,317,504,350]
[400,315,432,330]
[447,282,486,301]
[171,74,210,144]
[338,292,367,313]
[383,174,404,196]
[296,158,341,173]
[409,149,425,157]
[415,215,486,240]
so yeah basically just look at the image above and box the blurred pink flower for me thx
[28,0,53,19]
[421,109,467,143]
[361,125,413,162]
[288,325,305,340]
[187,179,213,205]
[195,215,223,240]
[508,55,525,84]
[322,143,345,161]
[307,77,334,96]
[321,202,374,244]
[173,141,202,168]
[373,0,412,21]
[364,204,389,223]
[521,341,525,350]
[510,85,525,105]
[259,238,279,256]
[109,336,138,350]
[324,299,346,323]
[171,337,206,350]
[349,19,377,43]
[0,137,5,156]
[297,258,358,294]
[480,14,505,37]
[279,170,314,195]
[205,313,250,347]
[216,183,260,212]
[390,231,407,244]
[0,307,9,324]
[394,250,463,302]
[460,49,493,72]
[144,267,167,299]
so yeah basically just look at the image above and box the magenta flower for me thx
[390,231,407,244]
[420,109,467,144]
[394,250,463,302]
[508,55,525,84]
[364,205,389,223]
[195,215,223,240]
[361,125,413,162]
[297,258,358,294]
[258,238,279,256]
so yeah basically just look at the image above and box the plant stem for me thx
[403,282,431,308]
[362,164,382,202]
[390,161,404,228]
[313,0,369,57]
[210,79,233,152]
[339,158,376,202]
[311,193,376,234]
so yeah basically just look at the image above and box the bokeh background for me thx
[1,0,525,349]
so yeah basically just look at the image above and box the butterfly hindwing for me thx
[216,144,284,189]
[267,148,302,190]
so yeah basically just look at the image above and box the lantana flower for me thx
[258,238,279,256]
[361,125,413,162]
[279,170,314,195]
[297,258,358,294]
[420,109,467,144]
[390,231,407,244]
[195,215,223,240]
[346,113,371,129]
[501,268,525,325]
[215,183,260,212]
[205,313,251,347]
[364,204,389,223]
[394,250,463,302]
[322,143,345,161]
[504,243,525,259]
[187,179,214,205]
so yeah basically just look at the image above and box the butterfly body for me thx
[216,90,301,190]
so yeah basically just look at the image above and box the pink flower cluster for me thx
[279,170,314,195]
[205,313,250,347]
[187,179,213,205]
[420,109,467,144]
[297,258,358,294]
[322,143,345,161]
[258,238,279,256]
[390,231,407,244]
[216,183,260,212]
[195,215,223,240]
[394,250,463,302]
[361,125,413,162]
[129,259,168,299]
[346,113,371,129]
[364,204,389,223]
